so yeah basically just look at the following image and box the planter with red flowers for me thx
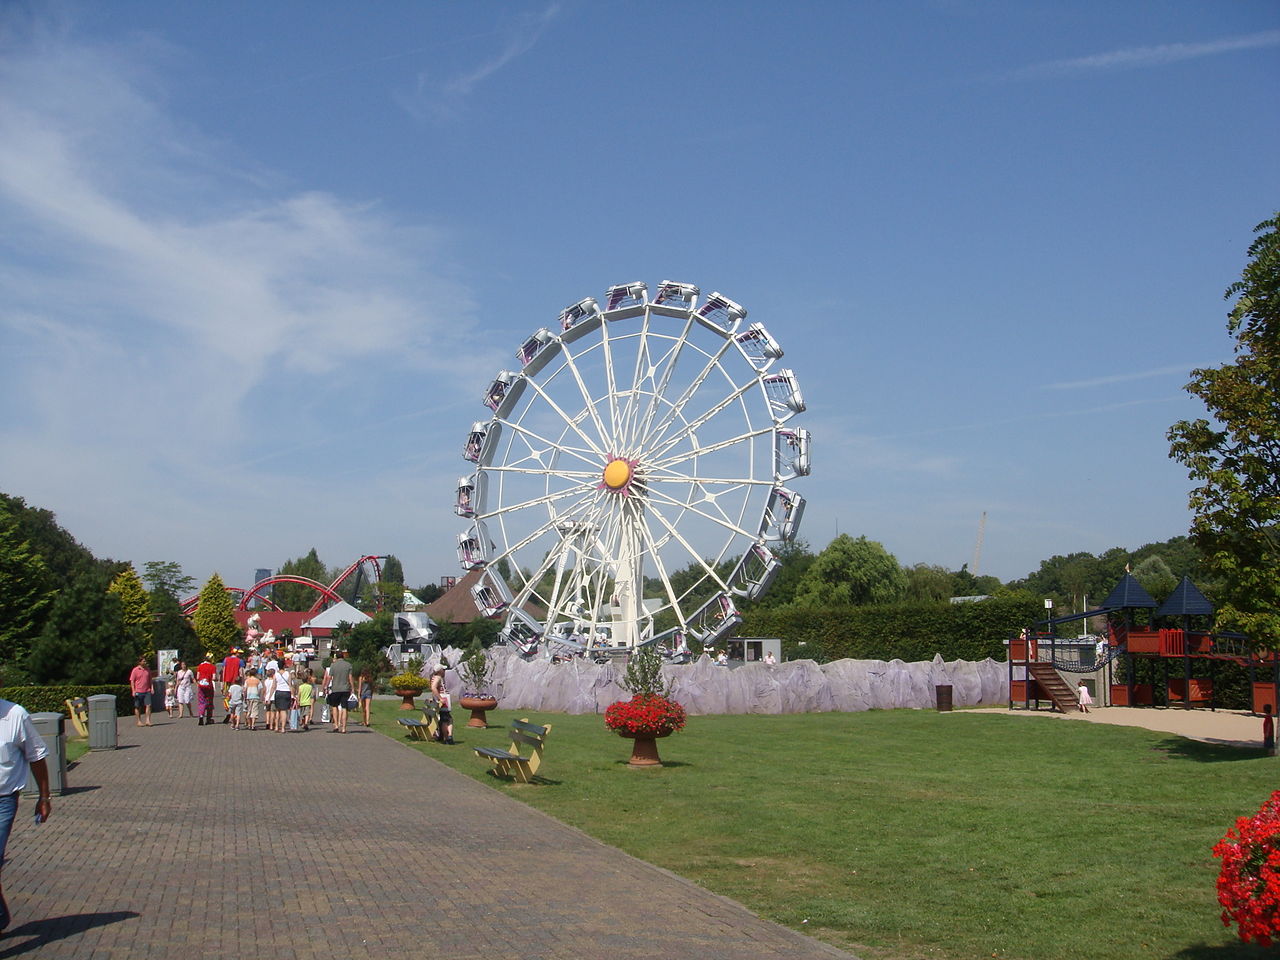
[603,647,686,767]
[1215,789,1280,946]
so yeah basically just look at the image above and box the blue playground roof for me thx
[1101,573,1157,609]
[1156,575,1214,618]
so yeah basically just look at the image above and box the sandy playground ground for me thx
[970,704,1267,750]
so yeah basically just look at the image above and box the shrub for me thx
[4,684,133,716]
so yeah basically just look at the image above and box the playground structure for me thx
[179,555,387,614]
[1010,572,1280,715]
[455,280,810,662]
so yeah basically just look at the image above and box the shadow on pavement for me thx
[0,911,139,957]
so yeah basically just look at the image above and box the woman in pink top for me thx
[129,656,153,727]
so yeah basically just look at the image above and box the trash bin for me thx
[152,677,167,713]
[88,694,119,750]
[935,684,954,712]
[25,712,67,796]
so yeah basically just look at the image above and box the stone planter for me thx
[617,728,674,767]
[459,695,498,728]
[395,688,426,710]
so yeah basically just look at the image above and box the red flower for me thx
[1215,791,1280,946]
[603,694,687,737]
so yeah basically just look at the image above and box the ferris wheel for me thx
[454,280,810,657]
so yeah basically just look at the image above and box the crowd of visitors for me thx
[130,648,383,733]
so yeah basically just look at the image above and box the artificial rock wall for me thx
[438,649,1008,716]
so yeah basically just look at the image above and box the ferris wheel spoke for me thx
[646,377,757,465]
[485,463,599,480]
[635,313,697,449]
[557,339,613,454]
[649,473,777,487]
[485,493,601,576]
[598,316,623,445]
[477,484,595,522]
[649,425,774,471]
[635,515,687,629]
[646,502,734,596]
[500,418,604,473]
[638,334,738,454]
[520,377,609,461]
[644,484,758,542]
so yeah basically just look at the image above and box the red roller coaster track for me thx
[179,555,386,615]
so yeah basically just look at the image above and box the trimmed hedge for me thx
[743,596,1041,663]
[4,685,133,717]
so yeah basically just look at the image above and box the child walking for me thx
[1077,679,1092,713]
[227,677,245,730]
[243,669,261,731]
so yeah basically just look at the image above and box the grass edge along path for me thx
[368,701,1275,960]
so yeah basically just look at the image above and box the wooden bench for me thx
[473,718,552,784]
[64,698,89,739]
[396,701,439,742]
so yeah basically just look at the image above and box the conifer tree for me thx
[109,564,153,659]
[0,505,55,668]
[27,566,126,683]
[192,573,240,661]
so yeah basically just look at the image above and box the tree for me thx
[150,586,200,666]
[272,548,329,611]
[1169,212,1280,645]
[0,504,55,670]
[109,565,153,658]
[26,566,126,683]
[191,573,240,661]
[792,534,907,607]
[381,555,405,586]
[0,492,98,584]
[141,560,195,600]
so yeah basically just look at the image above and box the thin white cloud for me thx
[1042,363,1203,391]
[395,4,560,120]
[1013,29,1280,79]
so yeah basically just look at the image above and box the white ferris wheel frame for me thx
[454,280,810,656]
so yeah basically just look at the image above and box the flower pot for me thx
[459,695,498,728]
[395,689,424,710]
[617,728,673,767]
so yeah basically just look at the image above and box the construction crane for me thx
[972,511,987,577]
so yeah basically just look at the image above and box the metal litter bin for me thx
[935,684,954,712]
[25,712,67,796]
[88,694,119,750]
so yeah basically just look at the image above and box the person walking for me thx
[272,663,293,733]
[1077,679,1092,714]
[0,688,52,933]
[220,650,242,724]
[129,656,154,727]
[430,663,454,745]
[323,650,353,734]
[357,669,374,727]
[243,669,262,731]
[195,655,217,726]
[174,661,194,718]
[296,671,315,732]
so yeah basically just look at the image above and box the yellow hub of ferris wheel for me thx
[602,458,633,490]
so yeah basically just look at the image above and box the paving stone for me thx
[3,713,858,958]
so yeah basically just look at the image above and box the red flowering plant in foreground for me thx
[604,694,687,736]
[1214,790,1280,945]
[603,646,687,737]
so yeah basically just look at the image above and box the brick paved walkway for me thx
[4,711,858,959]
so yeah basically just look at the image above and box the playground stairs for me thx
[1028,661,1079,713]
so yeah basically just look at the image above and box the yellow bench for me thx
[397,701,439,742]
[473,718,552,784]
[64,697,89,739]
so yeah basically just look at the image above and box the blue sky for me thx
[1,1,1276,593]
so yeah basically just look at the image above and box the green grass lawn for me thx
[369,700,1274,960]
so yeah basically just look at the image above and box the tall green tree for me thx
[0,493,98,584]
[26,566,127,683]
[0,504,55,669]
[150,586,200,666]
[192,573,241,661]
[1169,212,1280,645]
[792,534,907,607]
[141,560,196,600]
[381,555,405,586]
[273,548,328,611]
[109,565,153,658]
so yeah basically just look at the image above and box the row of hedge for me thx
[4,685,134,717]
[742,596,1042,663]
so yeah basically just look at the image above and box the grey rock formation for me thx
[452,648,1008,715]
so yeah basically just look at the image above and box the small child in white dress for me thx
[1077,680,1092,713]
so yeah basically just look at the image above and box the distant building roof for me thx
[423,569,544,626]
[1101,573,1157,610]
[300,600,371,630]
[1156,575,1214,618]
